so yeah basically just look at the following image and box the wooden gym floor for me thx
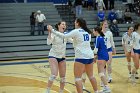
[0,55,140,93]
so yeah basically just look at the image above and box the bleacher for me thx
[0,3,63,61]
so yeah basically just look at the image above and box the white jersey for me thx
[122,32,133,52]
[47,32,72,58]
[131,32,140,49]
[52,28,94,59]
[104,30,115,49]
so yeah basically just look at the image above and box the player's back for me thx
[72,28,93,59]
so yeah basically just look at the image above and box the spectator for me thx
[96,0,106,10]
[108,9,117,23]
[109,0,115,10]
[87,0,93,10]
[97,9,105,26]
[83,0,88,8]
[103,0,108,10]
[109,19,119,37]
[74,0,83,17]
[127,0,134,12]
[124,9,133,24]
[133,0,140,16]
[30,12,36,35]
[116,9,124,23]
[36,10,46,35]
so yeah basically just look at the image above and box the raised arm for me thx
[47,25,76,39]
[47,31,54,45]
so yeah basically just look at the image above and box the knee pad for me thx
[82,72,86,80]
[75,78,82,82]
[99,72,105,78]
[49,75,56,81]
[60,77,65,83]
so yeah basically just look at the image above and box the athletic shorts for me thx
[48,56,65,63]
[75,58,94,64]
[107,47,113,52]
[133,49,140,54]
[98,55,109,61]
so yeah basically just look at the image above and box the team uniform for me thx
[122,32,133,52]
[47,31,72,62]
[104,29,115,52]
[94,36,109,61]
[52,28,94,64]
[131,32,140,54]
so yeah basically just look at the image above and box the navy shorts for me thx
[48,56,65,63]
[133,49,140,54]
[75,58,94,64]
[107,47,113,52]
[98,56,109,61]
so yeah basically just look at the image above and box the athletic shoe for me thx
[135,72,139,79]
[100,87,111,93]
[100,81,104,87]
[128,72,131,78]
[108,77,112,83]
[131,74,136,85]
[82,85,86,90]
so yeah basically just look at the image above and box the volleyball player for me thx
[93,26,111,92]
[47,18,99,93]
[102,20,116,83]
[131,23,140,83]
[46,21,73,93]
[122,26,134,78]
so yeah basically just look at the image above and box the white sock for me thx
[46,88,50,93]
[59,89,63,93]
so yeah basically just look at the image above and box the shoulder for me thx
[122,32,127,37]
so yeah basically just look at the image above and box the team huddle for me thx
[45,18,140,93]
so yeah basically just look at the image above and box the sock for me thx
[59,89,63,93]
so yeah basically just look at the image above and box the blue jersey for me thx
[94,36,109,61]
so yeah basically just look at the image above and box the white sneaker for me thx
[102,87,111,93]
[100,81,104,87]
[108,77,112,83]
[131,74,136,85]
[128,72,131,78]
[46,88,50,93]
[82,84,86,90]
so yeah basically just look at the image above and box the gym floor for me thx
[0,55,140,93]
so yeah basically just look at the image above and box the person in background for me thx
[96,0,106,10]
[116,9,124,23]
[124,9,133,24]
[87,0,93,10]
[130,23,140,84]
[36,10,46,35]
[109,19,119,37]
[102,20,116,83]
[30,12,36,35]
[97,9,105,26]
[108,9,117,23]
[75,0,83,17]
[109,0,115,10]
[103,0,108,10]
[122,26,134,78]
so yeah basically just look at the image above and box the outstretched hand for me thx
[47,25,53,32]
